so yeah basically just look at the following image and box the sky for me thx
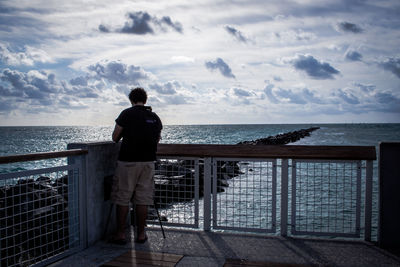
[0,0,399,126]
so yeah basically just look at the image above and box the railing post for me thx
[68,154,88,249]
[203,157,212,231]
[281,159,289,237]
[364,160,373,241]
[379,142,400,249]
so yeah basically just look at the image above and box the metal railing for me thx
[0,149,87,267]
[152,144,376,241]
[0,144,377,267]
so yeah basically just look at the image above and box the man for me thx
[110,87,162,244]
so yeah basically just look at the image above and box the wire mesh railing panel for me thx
[291,160,361,237]
[0,165,80,267]
[212,158,276,233]
[149,157,199,228]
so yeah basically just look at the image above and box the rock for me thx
[237,127,319,145]
[1,177,70,267]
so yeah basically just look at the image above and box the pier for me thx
[1,142,400,266]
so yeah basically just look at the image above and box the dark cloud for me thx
[335,89,360,104]
[354,83,375,93]
[262,78,400,114]
[149,81,180,95]
[205,58,235,79]
[264,84,279,103]
[158,16,183,33]
[374,92,400,113]
[264,83,324,105]
[0,84,23,97]
[301,88,325,104]
[0,69,61,100]
[233,87,251,97]
[121,11,154,34]
[69,76,88,86]
[380,57,400,79]
[337,22,363,33]
[65,85,100,99]
[98,24,110,33]
[0,68,100,113]
[345,50,363,61]
[224,25,248,43]
[102,11,183,35]
[88,61,151,84]
[0,98,14,112]
[289,54,340,79]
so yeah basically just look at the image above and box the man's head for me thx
[129,87,147,105]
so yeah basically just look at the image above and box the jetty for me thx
[237,126,320,145]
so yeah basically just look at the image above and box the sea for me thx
[1,123,399,240]
[1,124,399,167]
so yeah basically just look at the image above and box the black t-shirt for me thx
[116,105,162,162]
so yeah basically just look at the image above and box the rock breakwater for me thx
[237,127,320,145]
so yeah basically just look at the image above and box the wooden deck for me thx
[101,250,183,267]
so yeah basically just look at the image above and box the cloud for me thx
[205,58,236,78]
[334,88,360,104]
[0,98,15,112]
[373,91,400,113]
[345,50,363,61]
[264,83,325,105]
[233,87,252,97]
[101,11,183,35]
[149,81,179,95]
[274,88,307,104]
[353,83,376,93]
[374,92,400,109]
[0,69,62,100]
[58,96,88,110]
[121,11,154,34]
[287,54,340,79]
[0,68,100,112]
[69,76,88,86]
[170,56,195,63]
[0,42,53,66]
[88,60,152,84]
[98,24,110,33]
[65,84,101,99]
[336,22,363,33]
[158,16,183,33]
[162,94,188,105]
[224,25,248,43]
[379,57,400,79]
[274,30,316,42]
[263,83,279,104]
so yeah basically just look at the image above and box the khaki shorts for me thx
[110,161,154,206]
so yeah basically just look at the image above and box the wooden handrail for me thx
[0,144,377,164]
[157,144,377,160]
[0,149,88,164]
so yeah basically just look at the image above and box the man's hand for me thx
[112,124,123,143]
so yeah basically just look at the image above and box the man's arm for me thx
[112,124,123,143]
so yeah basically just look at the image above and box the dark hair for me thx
[129,87,147,104]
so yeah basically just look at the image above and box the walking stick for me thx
[154,197,166,239]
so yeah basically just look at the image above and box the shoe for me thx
[134,236,148,244]
[108,236,127,245]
